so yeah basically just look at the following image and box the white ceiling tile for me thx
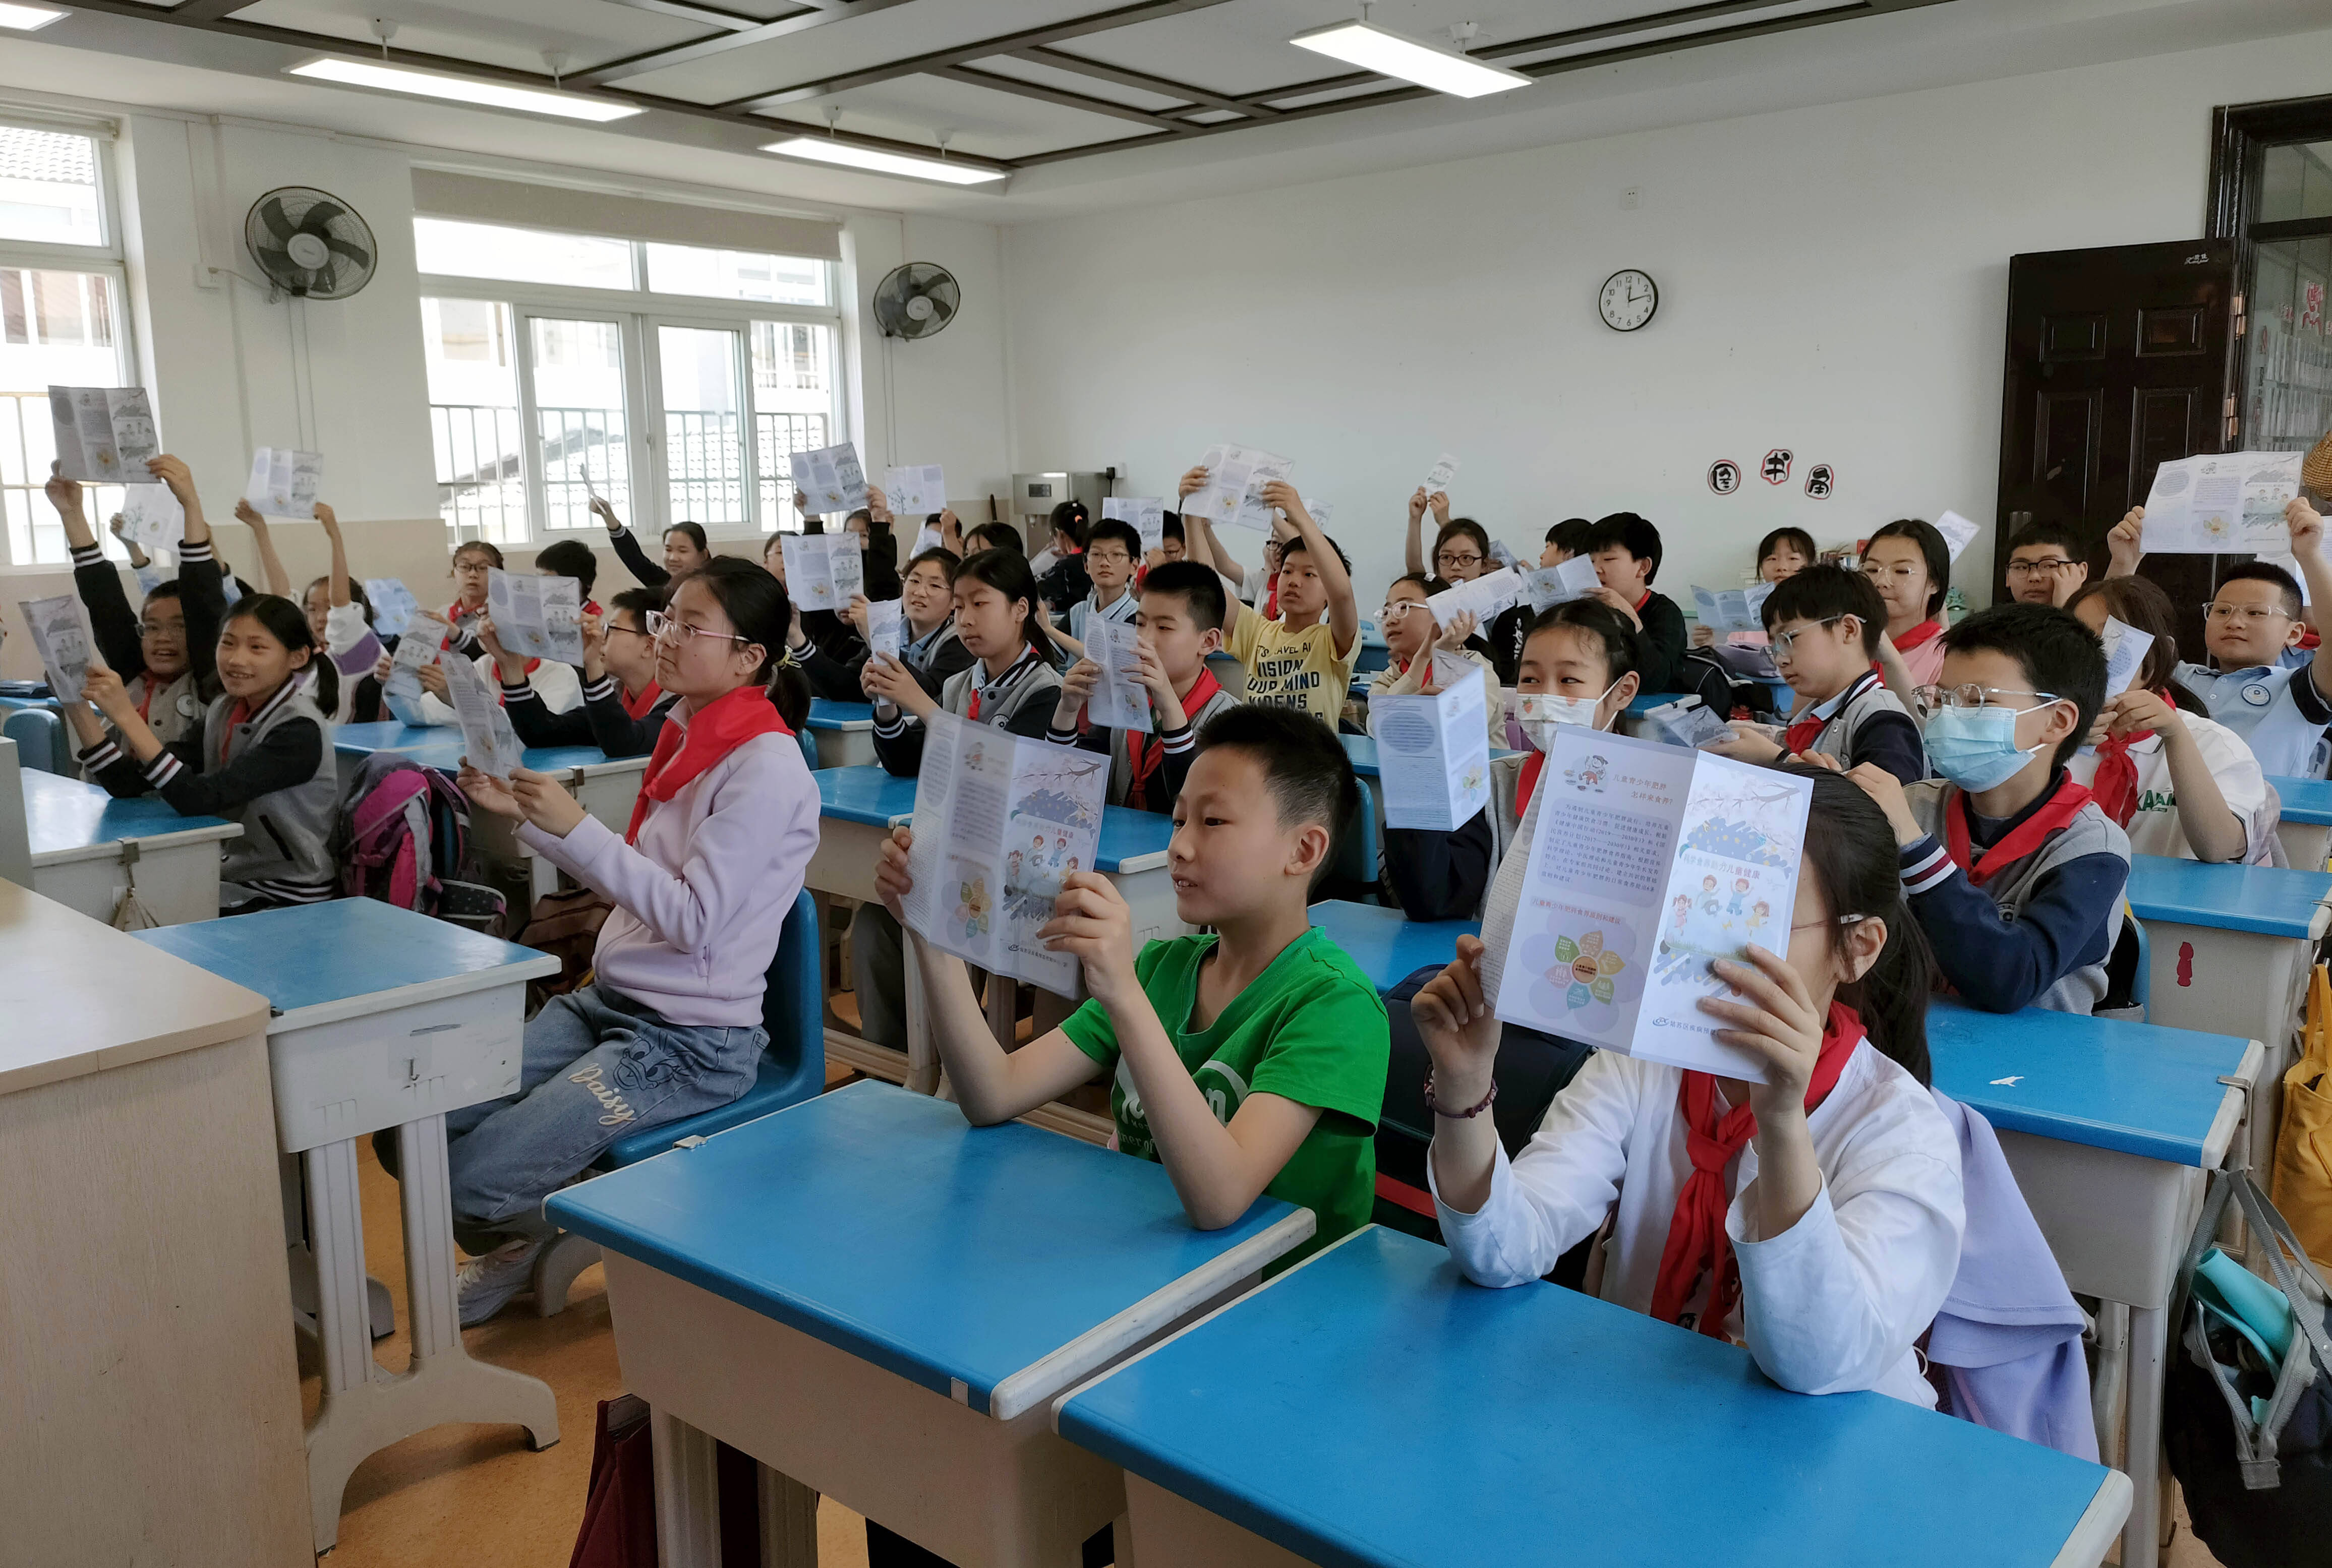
[237,0,708,75]
[756,71,1160,158]
[963,51,1197,113]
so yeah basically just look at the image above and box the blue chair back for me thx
[1329,777,1383,904]
[599,886,825,1165]
[797,729,822,772]
[4,706,67,774]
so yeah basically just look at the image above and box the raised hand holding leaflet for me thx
[866,598,904,662]
[1691,582,1774,636]
[487,567,584,665]
[380,633,437,726]
[1372,676,1491,832]
[1086,617,1151,735]
[18,594,95,699]
[365,577,420,640]
[884,464,946,516]
[1228,449,1294,533]
[789,441,869,514]
[913,523,944,555]
[779,534,860,611]
[441,651,523,779]
[244,446,323,516]
[122,485,184,551]
[1526,555,1601,612]
[1494,726,1813,1081]
[1422,453,1459,495]
[2100,615,2154,695]
[1103,497,1166,556]
[1425,566,1523,628]
[1934,510,1979,562]
[49,386,160,484]
[901,713,1108,998]
[2140,451,2302,553]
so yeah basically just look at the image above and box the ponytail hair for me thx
[956,547,1057,665]
[225,592,335,715]
[1788,764,1934,1085]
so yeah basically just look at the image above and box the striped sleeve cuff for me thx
[143,752,186,789]
[1157,719,1196,755]
[77,737,124,770]
[1044,723,1079,746]
[580,675,617,703]
[500,678,544,708]
[177,539,213,564]
[873,709,915,738]
[69,543,103,568]
[1899,834,1954,897]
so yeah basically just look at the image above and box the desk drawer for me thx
[268,980,529,1153]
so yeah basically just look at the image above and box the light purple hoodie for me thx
[518,707,819,1028]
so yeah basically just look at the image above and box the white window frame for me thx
[0,117,139,571]
[420,238,846,549]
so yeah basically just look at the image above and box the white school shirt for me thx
[1068,587,1138,645]
[2066,711,2267,862]
[1432,1041,1964,1408]
[2175,660,2332,779]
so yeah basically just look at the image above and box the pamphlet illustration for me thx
[1692,582,1774,637]
[903,714,1107,998]
[1525,556,1601,612]
[121,484,184,552]
[49,386,159,484]
[1087,616,1151,735]
[1934,510,1979,562]
[1230,450,1295,533]
[1495,727,1812,1081]
[789,441,869,514]
[866,598,904,664]
[440,650,524,779]
[1425,566,1523,628]
[1374,675,1491,832]
[365,577,420,640]
[381,633,439,727]
[487,567,584,665]
[1423,453,1459,494]
[780,533,864,611]
[243,446,322,517]
[884,463,946,517]
[18,594,94,700]
[1639,696,1732,752]
[1103,496,1166,556]
[2100,614,2153,696]
[2140,451,2302,554]
[1183,443,1291,529]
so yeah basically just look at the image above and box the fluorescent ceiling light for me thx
[288,57,644,123]
[1289,19,1531,98]
[761,136,1006,186]
[0,3,67,29]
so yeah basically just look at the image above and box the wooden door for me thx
[1996,240,2238,656]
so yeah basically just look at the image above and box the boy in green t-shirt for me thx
[872,705,1389,1259]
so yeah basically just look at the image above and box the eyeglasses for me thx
[1912,683,2061,718]
[1862,564,1924,583]
[645,609,750,646]
[2005,558,2079,578]
[2201,602,2293,626]
[1086,550,1133,567]
[1435,551,1484,570]
[603,620,653,642]
[1378,601,1425,622]
[1769,616,1845,658]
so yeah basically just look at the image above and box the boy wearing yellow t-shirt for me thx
[1180,479,1361,728]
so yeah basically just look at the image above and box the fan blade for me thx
[255,246,299,276]
[257,198,298,242]
[323,235,373,271]
[297,200,345,234]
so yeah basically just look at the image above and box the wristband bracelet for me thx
[1423,1072,1497,1120]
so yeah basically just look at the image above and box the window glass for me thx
[415,217,633,290]
[0,126,103,246]
[531,316,629,534]
[752,321,832,532]
[646,242,828,307]
[659,324,745,529]
[423,296,528,545]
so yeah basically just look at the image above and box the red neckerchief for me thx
[1649,1001,1864,1338]
[1634,589,1652,613]
[1126,666,1221,812]
[619,680,664,721]
[625,685,790,843]
[217,697,253,765]
[134,678,155,722]
[1264,579,1280,620]
[1894,618,1944,652]
[1785,670,1877,755]
[1516,752,1547,817]
[1945,773,2095,886]
[2090,689,2171,828]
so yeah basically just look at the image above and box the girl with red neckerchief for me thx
[439,557,819,1326]
[1416,767,1963,1406]
[1863,518,1954,697]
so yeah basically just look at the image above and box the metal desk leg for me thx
[653,1405,723,1568]
[2122,1302,2169,1568]
[302,1116,560,1554]
[2091,1300,2129,1470]
[759,1463,820,1567]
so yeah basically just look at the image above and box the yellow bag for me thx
[2271,963,2332,1270]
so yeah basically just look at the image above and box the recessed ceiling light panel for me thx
[761,136,1006,186]
[0,2,67,29]
[1289,19,1531,98]
[288,57,644,123]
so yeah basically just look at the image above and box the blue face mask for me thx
[1923,702,2050,793]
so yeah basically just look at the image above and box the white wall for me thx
[1001,27,2332,619]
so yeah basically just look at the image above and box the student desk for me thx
[1616,689,1695,737]
[2267,773,2332,870]
[0,882,310,1566]
[2123,854,2330,1182]
[1307,898,1477,992]
[545,1079,1313,1568]
[133,899,562,1553]
[1926,999,2255,1568]
[333,721,651,900]
[806,697,877,768]
[1057,1225,2129,1568]
[21,767,241,924]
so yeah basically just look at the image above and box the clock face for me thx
[1599,269,1658,332]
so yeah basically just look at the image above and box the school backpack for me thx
[339,756,506,933]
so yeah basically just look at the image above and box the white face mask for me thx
[1511,680,1620,751]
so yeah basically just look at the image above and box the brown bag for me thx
[2306,429,2332,499]
[2271,964,2332,1271]
[517,886,614,1008]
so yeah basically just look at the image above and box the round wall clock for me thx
[1599,269,1658,332]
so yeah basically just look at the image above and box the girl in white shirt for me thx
[1414,766,1964,1407]
[2065,576,2266,863]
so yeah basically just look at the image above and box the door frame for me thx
[2206,93,2332,440]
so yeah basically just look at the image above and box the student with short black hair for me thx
[1582,511,1689,698]
[1157,512,1187,562]
[1068,517,1144,646]
[2002,519,2089,608]
[1484,518,1595,681]
[596,495,710,588]
[534,538,601,604]
[1716,566,1923,786]
[1847,602,2129,1014]
[425,540,589,726]
[2107,497,2332,777]
[872,702,1388,1265]
[967,520,1023,556]
[1047,561,1240,815]
[1181,484,1360,728]
[1689,525,1824,652]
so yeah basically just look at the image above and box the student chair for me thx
[797,728,822,773]
[2099,909,2150,1023]
[1323,777,1383,906]
[531,886,826,1315]
[3,705,67,774]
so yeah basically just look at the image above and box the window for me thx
[0,122,129,568]
[417,218,842,545]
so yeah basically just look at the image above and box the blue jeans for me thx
[444,983,766,1248]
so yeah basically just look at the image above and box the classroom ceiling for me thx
[49,0,1958,175]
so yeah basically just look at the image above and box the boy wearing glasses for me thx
[1713,565,1925,785]
[2105,497,2332,778]
[1067,517,1144,647]
[1846,604,2128,1014]
[2003,521,2092,607]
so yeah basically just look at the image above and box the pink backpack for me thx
[340,760,506,930]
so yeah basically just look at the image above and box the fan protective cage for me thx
[244,186,378,301]
[874,261,960,339]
